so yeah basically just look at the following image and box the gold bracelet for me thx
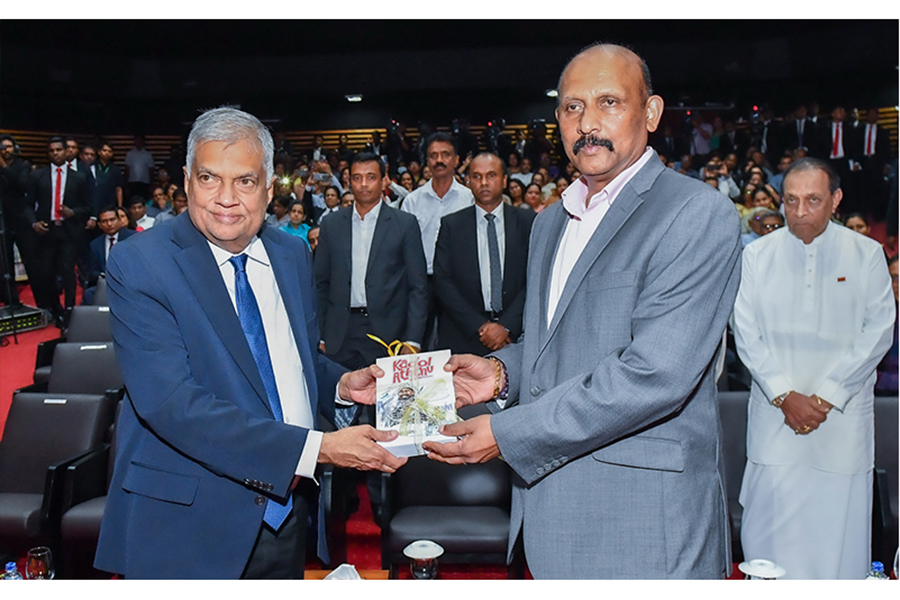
[488,356,502,399]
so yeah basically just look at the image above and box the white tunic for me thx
[732,222,894,579]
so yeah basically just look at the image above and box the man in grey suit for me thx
[423,43,742,579]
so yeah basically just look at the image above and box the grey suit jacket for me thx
[490,153,742,579]
[314,202,428,354]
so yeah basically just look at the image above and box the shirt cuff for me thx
[335,383,353,406]
[404,340,421,350]
[295,430,323,479]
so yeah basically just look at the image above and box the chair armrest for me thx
[60,443,111,515]
[15,381,49,394]
[35,337,64,371]
[39,445,106,543]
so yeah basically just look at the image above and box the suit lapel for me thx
[501,204,518,297]
[338,208,353,281]
[538,156,663,356]
[263,228,319,416]
[171,216,271,413]
[536,206,569,335]
[365,202,391,276]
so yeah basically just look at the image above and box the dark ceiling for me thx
[1,20,897,135]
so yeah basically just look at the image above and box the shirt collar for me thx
[353,199,383,222]
[425,177,463,200]
[207,235,269,268]
[475,202,504,221]
[561,147,654,219]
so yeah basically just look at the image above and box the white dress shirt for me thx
[401,177,474,274]
[208,237,321,479]
[105,231,121,260]
[547,148,654,324]
[136,215,155,230]
[733,223,895,474]
[475,202,506,312]
[350,200,382,308]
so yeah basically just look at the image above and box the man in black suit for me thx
[782,105,818,155]
[314,152,428,370]
[81,205,136,305]
[433,153,534,356]
[817,106,860,215]
[314,152,428,522]
[0,134,36,307]
[26,136,92,326]
[858,108,892,220]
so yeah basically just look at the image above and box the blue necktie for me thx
[229,254,291,530]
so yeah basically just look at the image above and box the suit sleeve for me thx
[433,216,491,336]
[107,244,308,499]
[401,214,429,345]
[490,193,742,485]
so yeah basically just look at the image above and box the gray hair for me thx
[185,106,274,181]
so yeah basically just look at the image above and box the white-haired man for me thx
[95,107,406,579]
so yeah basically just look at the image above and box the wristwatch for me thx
[772,392,790,408]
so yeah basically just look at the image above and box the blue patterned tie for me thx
[229,254,291,530]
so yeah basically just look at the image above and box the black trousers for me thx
[35,224,80,315]
[241,479,316,579]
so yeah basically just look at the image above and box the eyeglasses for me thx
[761,223,783,231]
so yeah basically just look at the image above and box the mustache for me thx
[572,135,614,155]
[433,162,448,170]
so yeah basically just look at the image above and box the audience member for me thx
[433,153,535,355]
[82,205,136,304]
[400,132,475,347]
[124,135,155,201]
[279,201,311,248]
[27,136,92,327]
[127,196,155,230]
[0,134,36,307]
[154,187,188,223]
[733,157,895,579]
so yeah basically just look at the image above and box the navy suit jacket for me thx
[433,203,534,355]
[95,212,345,578]
[85,227,136,285]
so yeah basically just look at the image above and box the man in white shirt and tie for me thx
[733,157,895,579]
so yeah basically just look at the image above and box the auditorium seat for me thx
[874,395,898,566]
[379,405,523,579]
[33,306,114,385]
[0,392,116,565]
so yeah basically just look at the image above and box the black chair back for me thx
[65,306,114,343]
[0,393,115,494]
[47,343,123,395]
[93,275,109,306]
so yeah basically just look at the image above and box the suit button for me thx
[255,495,266,506]
[264,483,274,492]
[530,386,542,396]
[536,467,544,475]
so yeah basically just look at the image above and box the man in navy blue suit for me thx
[94,107,406,579]
[81,205,135,305]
